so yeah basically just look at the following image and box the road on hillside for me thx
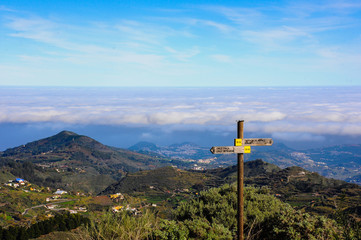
[21,199,78,215]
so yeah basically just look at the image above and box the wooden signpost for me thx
[210,120,273,240]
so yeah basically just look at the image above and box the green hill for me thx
[100,166,223,203]
[101,159,361,217]
[203,159,281,181]
[0,131,172,193]
[1,131,167,172]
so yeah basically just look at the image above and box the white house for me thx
[53,189,68,195]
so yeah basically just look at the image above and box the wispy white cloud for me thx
[5,16,66,46]
[115,20,166,45]
[241,26,313,51]
[3,16,174,70]
[183,17,234,33]
[210,54,232,63]
[285,0,361,15]
[164,46,200,61]
[200,5,262,25]
[0,5,17,12]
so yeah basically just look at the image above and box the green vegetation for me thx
[78,210,156,240]
[78,184,349,240]
[0,213,89,240]
[172,184,343,239]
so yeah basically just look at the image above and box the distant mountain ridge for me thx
[129,141,361,183]
[129,141,214,160]
[129,141,159,152]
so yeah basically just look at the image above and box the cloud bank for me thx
[1,87,361,138]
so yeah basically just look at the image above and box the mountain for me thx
[129,141,160,152]
[1,130,170,172]
[0,131,172,193]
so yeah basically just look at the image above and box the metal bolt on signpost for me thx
[210,120,273,240]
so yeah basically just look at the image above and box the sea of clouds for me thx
[1,87,361,150]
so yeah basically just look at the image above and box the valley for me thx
[129,140,361,183]
[1,131,361,239]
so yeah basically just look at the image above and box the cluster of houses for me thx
[109,192,158,215]
[110,192,124,200]
[1,178,88,216]
[44,189,88,214]
[45,204,87,214]
[54,189,68,195]
[192,164,205,171]
[4,178,27,188]
[112,204,141,215]
[3,178,42,192]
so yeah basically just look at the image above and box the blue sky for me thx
[1,1,361,151]
[1,0,361,86]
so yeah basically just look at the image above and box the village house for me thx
[46,204,58,210]
[112,206,123,213]
[53,189,68,195]
[110,193,124,200]
[15,178,26,185]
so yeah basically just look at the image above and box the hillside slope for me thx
[101,159,361,216]
[0,131,171,193]
[100,166,223,202]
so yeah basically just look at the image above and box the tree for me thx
[334,211,361,240]
[16,227,28,240]
[2,226,17,240]
[29,223,41,238]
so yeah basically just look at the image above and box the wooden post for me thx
[237,120,244,240]
[209,122,273,239]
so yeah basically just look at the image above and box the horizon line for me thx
[1,85,361,88]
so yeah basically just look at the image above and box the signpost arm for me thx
[237,120,244,240]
